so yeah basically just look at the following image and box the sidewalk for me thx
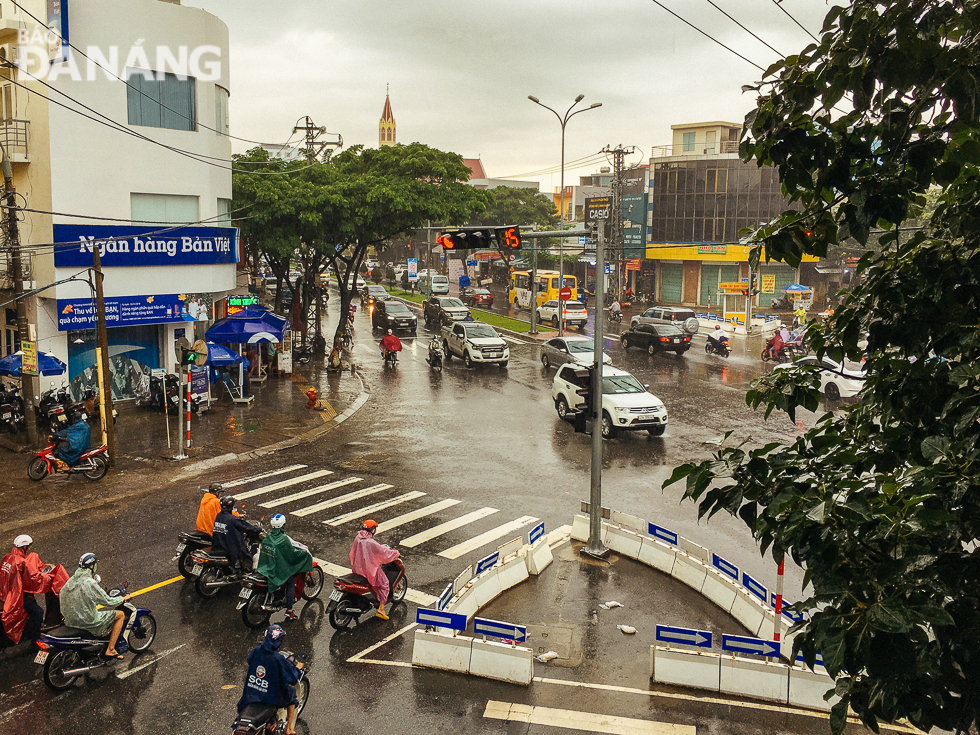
[0,356,368,535]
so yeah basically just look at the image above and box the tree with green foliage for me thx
[665,3,980,734]
[469,186,558,229]
[371,266,383,284]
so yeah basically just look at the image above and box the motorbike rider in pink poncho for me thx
[349,520,400,620]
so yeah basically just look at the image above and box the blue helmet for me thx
[264,624,286,649]
[79,552,98,569]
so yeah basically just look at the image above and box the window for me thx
[1,84,12,121]
[682,132,695,151]
[214,85,229,136]
[126,68,196,131]
[132,193,200,224]
[217,198,232,227]
[705,131,717,154]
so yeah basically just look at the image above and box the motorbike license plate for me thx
[239,588,252,599]
[1,413,10,420]
[191,564,203,576]
[329,589,343,602]
[34,651,48,664]
[175,543,186,553]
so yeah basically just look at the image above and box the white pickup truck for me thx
[441,321,510,368]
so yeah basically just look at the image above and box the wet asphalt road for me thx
[0,300,841,735]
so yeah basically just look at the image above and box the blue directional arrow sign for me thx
[721,634,781,658]
[648,523,678,545]
[473,617,527,642]
[529,522,545,545]
[416,607,467,632]
[437,583,453,611]
[656,625,712,648]
[475,551,499,575]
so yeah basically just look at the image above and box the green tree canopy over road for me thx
[468,186,558,229]
[665,2,980,733]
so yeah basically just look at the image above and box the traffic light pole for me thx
[92,247,116,466]
[584,225,609,559]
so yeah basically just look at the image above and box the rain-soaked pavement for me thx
[0,290,887,735]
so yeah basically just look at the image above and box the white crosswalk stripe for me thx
[288,482,391,517]
[501,335,528,345]
[235,469,333,500]
[438,516,539,559]
[375,499,461,535]
[323,491,426,526]
[223,465,308,488]
[399,507,499,548]
[262,477,363,508]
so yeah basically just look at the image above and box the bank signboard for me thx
[57,294,206,331]
[623,192,647,258]
[53,225,239,268]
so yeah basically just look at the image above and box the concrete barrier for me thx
[788,666,838,712]
[610,510,646,533]
[679,537,710,563]
[469,639,533,685]
[730,590,771,637]
[496,552,529,593]
[603,523,643,559]
[497,536,523,560]
[571,513,589,542]
[637,536,676,574]
[700,568,739,613]
[412,629,473,674]
[472,567,503,609]
[525,537,553,576]
[671,551,708,591]
[453,565,473,595]
[720,656,790,703]
[445,581,480,621]
[651,646,721,691]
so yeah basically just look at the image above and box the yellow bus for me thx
[509,270,578,309]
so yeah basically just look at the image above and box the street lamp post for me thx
[528,95,601,336]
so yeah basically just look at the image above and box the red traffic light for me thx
[437,233,461,250]
[497,226,522,249]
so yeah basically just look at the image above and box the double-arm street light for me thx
[528,95,601,336]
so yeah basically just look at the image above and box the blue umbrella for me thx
[204,342,244,367]
[205,307,289,345]
[0,350,67,377]
[783,283,812,292]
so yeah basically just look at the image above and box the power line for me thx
[497,152,612,180]
[649,0,766,72]
[771,0,819,43]
[704,0,784,57]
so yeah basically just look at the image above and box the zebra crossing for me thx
[225,464,539,564]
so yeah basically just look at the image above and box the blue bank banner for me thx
[53,225,238,268]
[57,294,202,331]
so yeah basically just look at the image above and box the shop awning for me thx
[205,342,245,367]
[0,351,67,377]
[205,307,289,345]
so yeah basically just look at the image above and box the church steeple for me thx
[379,85,396,147]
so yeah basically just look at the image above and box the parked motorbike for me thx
[190,530,264,599]
[34,582,157,691]
[231,651,311,735]
[704,336,731,357]
[327,559,407,630]
[27,438,109,481]
[237,564,325,629]
[426,337,443,371]
[37,383,74,433]
[173,529,212,579]
[383,348,398,368]
[73,387,118,425]
[293,343,313,365]
[0,386,25,434]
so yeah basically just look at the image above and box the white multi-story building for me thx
[2,0,236,399]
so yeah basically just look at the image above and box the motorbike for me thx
[173,529,212,579]
[0,386,25,434]
[426,338,443,371]
[705,336,731,357]
[761,338,790,363]
[27,439,109,481]
[293,343,313,365]
[327,559,407,630]
[139,373,182,412]
[237,564,325,629]
[231,651,311,735]
[190,529,265,599]
[383,348,399,368]
[34,582,157,691]
[72,387,118,425]
[608,309,623,324]
[37,383,74,433]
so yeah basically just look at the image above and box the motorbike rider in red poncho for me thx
[0,535,68,646]
[380,329,402,361]
[349,520,400,620]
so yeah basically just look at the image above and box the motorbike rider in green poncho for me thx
[255,514,313,621]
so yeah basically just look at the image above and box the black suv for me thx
[620,323,691,355]
[372,299,417,334]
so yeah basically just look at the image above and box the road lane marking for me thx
[531,678,924,734]
[235,469,334,500]
[347,622,418,663]
[312,556,437,606]
[438,516,539,559]
[375,498,461,535]
[287,482,388,516]
[324,491,426,526]
[262,477,364,509]
[131,575,184,598]
[116,644,186,680]
[399,507,499,548]
[223,465,308,488]
[483,701,694,735]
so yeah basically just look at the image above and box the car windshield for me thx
[441,298,465,308]
[565,301,584,309]
[472,289,490,295]
[369,287,387,294]
[465,326,498,339]
[566,341,594,353]
[602,375,647,394]
[386,302,410,313]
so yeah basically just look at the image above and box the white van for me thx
[419,272,450,296]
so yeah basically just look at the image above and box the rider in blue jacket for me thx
[211,496,261,571]
[237,624,304,735]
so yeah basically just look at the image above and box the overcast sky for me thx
[185,0,832,191]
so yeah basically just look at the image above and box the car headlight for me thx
[614,406,630,413]
[388,315,396,321]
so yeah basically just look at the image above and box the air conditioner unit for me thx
[0,44,18,65]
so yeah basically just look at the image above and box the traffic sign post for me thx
[416,607,467,632]
[559,286,572,301]
[473,617,527,643]
[721,634,781,658]
[656,625,713,649]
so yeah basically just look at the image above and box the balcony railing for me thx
[650,140,740,158]
[0,119,29,161]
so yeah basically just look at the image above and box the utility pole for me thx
[292,116,342,164]
[603,145,630,301]
[2,152,37,444]
[584,222,608,560]
[92,247,116,465]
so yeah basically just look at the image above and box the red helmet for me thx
[362,519,378,532]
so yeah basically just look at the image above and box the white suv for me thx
[537,300,588,329]
[551,364,668,438]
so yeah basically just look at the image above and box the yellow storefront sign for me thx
[761,274,776,294]
[21,340,38,376]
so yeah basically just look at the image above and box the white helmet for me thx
[270,514,286,529]
[13,534,32,548]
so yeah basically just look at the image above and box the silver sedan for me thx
[539,336,612,370]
